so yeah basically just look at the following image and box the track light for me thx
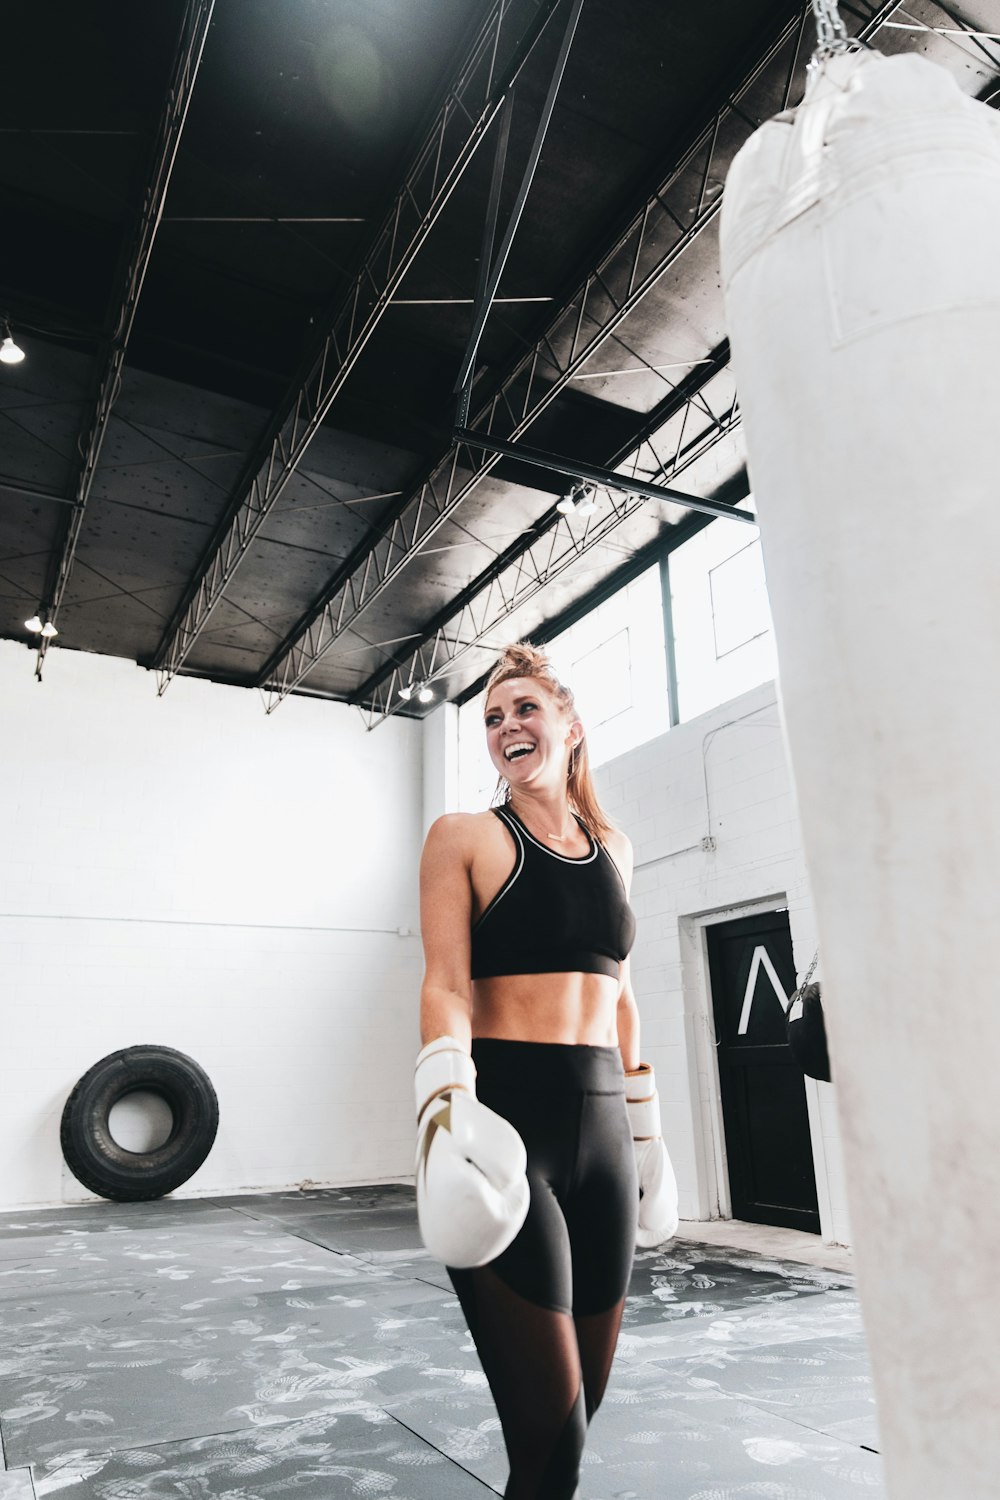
[556,481,597,517]
[24,614,57,638]
[398,681,434,704]
[0,322,25,365]
[574,485,597,516]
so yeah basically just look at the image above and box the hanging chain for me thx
[810,0,853,61]
[788,948,820,1011]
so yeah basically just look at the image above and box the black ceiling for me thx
[2,0,998,722]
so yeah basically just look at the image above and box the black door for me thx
[707,911,820,1234]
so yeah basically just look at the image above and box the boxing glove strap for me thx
[625,1065,661,1141]
[625,1062,656,1098]
[626,1092,662,1141]
[415,1035,476,1121]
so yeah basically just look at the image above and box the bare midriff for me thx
[472,970,621,1047]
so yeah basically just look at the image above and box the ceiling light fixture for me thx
[417,686,435,704]
[0,322,25,365]
[556,481,597,517]
[24,614,58,638]
[397,683,414,700]
[573,483,597,517]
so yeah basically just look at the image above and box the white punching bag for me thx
[720,39,1000,1500]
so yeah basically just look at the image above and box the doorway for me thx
[706,910,820,1234]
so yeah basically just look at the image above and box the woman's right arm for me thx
[419,814,475,1048]
[415,814,529,1268]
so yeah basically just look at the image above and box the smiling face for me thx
[484,676,583,791]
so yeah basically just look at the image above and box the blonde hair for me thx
[483,642,614,842]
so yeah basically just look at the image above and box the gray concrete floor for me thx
[0,1186,882,1498]
[678,1218,854,1276]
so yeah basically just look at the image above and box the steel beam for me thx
[256,3,878,709]
[352,357,745,726]
[32,0,215,679]
[451,427,756,522]
[0,476,77,506]
[152,0,564,689]
[457,86,516,428]
[659,551,681,728]
[454,0,587,408]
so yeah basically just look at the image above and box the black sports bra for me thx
[470,806,636,981]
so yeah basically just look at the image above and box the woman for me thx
[414,642,675,1500]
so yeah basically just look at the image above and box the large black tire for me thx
[60,1045,219,1202]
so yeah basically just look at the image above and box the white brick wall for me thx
[0,641,424,1209]
[595,679,850,1246]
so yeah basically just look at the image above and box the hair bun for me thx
[485,642,568,700]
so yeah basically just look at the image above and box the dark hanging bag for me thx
[786,978,832,1083]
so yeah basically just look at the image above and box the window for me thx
[668,502,778,723]
[710,537,772,657]
[565,629,632,729]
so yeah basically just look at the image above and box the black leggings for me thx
[448,1040,637,1500]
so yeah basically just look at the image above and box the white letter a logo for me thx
[737,946,789,1036]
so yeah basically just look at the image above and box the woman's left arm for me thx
[609,829,679,1246]
[616,958,640,1073]
[608,829,640,1071]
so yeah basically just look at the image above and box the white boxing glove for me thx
[625,1063,679,1248]
[414,1036,530,1268]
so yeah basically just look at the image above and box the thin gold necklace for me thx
[510,801,575,841]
